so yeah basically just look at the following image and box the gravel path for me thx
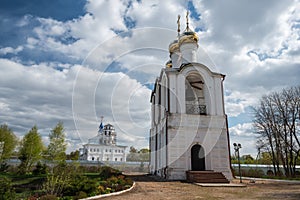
[99,174,300,200]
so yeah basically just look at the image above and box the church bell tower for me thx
[150,12,233,182]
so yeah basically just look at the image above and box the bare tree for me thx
[253,86,300,177]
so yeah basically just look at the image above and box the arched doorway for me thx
[191,144,205,171]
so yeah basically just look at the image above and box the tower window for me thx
[185,73,206,115]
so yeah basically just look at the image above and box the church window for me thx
[107,158,109,161]
[120,158,123,161]
[90,148,92,152]
[118,150,121,153]
[97,149,99,152]
[115,150,117,153]
[115,158,117,161]
[109,149,111,152]
[92,157,94,161]
[105,149,108,152]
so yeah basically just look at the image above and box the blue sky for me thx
[0,0,299,157]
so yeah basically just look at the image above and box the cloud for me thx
[0,59,75,134]
[0,57,151,152]
[0,46,23,55]
[72,63,152,145]
[229,123,258,156]
[0,0,299,155]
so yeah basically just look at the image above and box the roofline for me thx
[178,63,225,77]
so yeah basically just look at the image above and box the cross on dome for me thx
[184,10,193,33]
[177,15,181,37]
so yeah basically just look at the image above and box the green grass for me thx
[84,172,102,179]
[0,172,46,185]
[261,175,300,181]
[0,173,46,199]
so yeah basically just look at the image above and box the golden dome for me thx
[179,31,198,46]
[165,60,172,68]
[178,11,199,46]
[169,40,179,53]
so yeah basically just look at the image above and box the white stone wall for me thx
[180,43,198,64]
[84,144,126,162]
[150,62,232,181]
[165,114,232,180]
[171,51,181,69]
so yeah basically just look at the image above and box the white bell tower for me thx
[150,12,233,182]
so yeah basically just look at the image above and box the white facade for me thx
[80,124,126,162]
[149,16,233,180]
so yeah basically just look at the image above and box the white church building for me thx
[80,122,126,162]
[150,13,233,182]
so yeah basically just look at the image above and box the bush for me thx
[98,175,133,194]
[99,166,122,179]
[267,170,274,176]
[43,162,78,196]
[39,194,57,200]
[62,175,99,197]
[33,161,48,175]
[0,177,16,200]
[246,168,264,177]
[74,191,87,200]
[0,163,9,172]
[233,168,265,178]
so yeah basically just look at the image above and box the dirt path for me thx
[99,175,300,200]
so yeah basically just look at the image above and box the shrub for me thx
[43,162,77,196]
[0,163,9,172]
[267,170,274,176]
[247,168,264,177]
[99,166,121,179]
[98,175,133,194]
[33,161,48,175]
[0,177,16,200]
[124,177,133,187]
[39,194,57,200]
[97,185,105,194]
[63,175,99,197]
[74,191,87,200]
[27,194,39,200]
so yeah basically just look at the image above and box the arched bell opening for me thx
[185,73,206,115]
